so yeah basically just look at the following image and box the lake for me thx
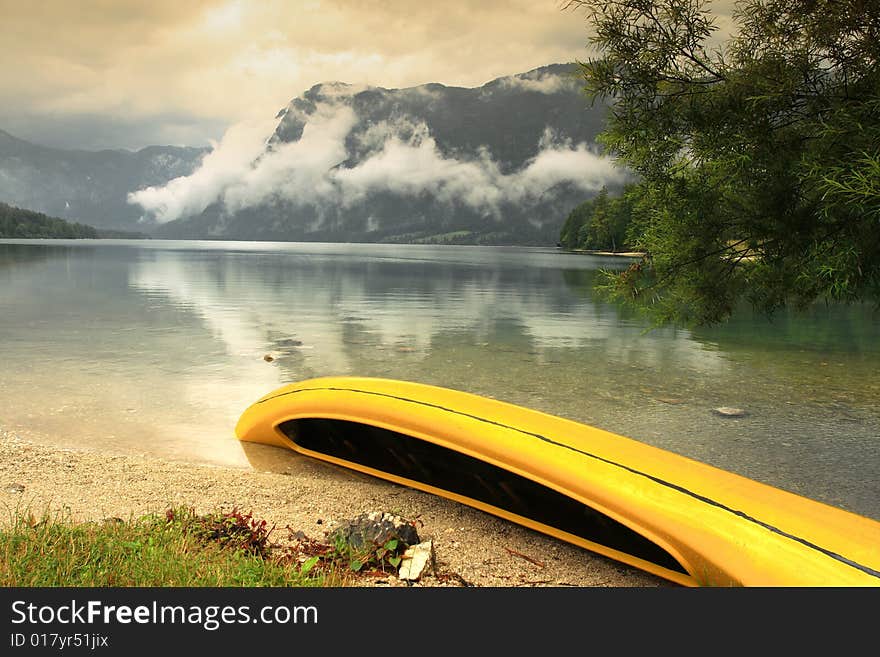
[1,238,878,521]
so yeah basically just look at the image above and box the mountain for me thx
[1,64,626,245]
[149,63,626,245]
[0,129,207,231]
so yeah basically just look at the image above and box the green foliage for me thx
[0,202,99,238]
[328,534,406,573]
[280,525,413,581]
[0,506,325,587]
[559,199,592,249]
[565,0,880,325]
[161,507,275,559]
[560,185,643,251]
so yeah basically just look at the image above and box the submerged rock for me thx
[713,407,748,418]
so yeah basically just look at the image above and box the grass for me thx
[0,505,355,587]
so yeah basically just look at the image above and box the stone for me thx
[5,483,25,494]
[713,407,748,418]
[327,511,420,551]
[398,540,434,581]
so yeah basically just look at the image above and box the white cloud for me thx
[127,116,277,223]
[223,102,358,212]
[498,71,581,95]
[333,121,505,211]
[129,100,626,225]
[505,129,618,204]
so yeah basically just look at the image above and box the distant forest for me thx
[559,185,637,252]
[0,202,147,239]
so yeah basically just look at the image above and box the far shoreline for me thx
[560,247,646,258]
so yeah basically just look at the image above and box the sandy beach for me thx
[0,428,668,588]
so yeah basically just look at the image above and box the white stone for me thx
[713,407,748,417]
[398,540,434,581]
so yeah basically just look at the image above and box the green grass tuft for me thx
[0,506,333,587]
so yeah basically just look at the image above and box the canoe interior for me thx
[279,417,689,577]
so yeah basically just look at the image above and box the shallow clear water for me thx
[1,239,878,520]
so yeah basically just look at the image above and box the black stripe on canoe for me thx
[280,417,688,576]
[260,385,880,580]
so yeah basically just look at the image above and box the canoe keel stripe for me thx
[258,384,880,581]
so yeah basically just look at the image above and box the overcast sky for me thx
[0,1,737,152]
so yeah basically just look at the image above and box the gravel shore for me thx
[0,429,668,587]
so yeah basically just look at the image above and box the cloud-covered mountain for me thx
[0,129,207,231]
[0,64,626,245]
[135,63,627,245]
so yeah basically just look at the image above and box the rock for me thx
[713,407,748,418]
[263,354,275,362]
[327,511,420,551]
[398,540,435,581]
[5,483,25,494]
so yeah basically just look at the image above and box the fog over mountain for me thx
[0,129,207,231]
[2,64,627,245]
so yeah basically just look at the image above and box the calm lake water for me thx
[1,239,878,520]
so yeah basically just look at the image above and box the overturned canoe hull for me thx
[235,376,880,586]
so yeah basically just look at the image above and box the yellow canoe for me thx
[235,376,880,586]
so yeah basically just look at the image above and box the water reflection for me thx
[126,246,732,379]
